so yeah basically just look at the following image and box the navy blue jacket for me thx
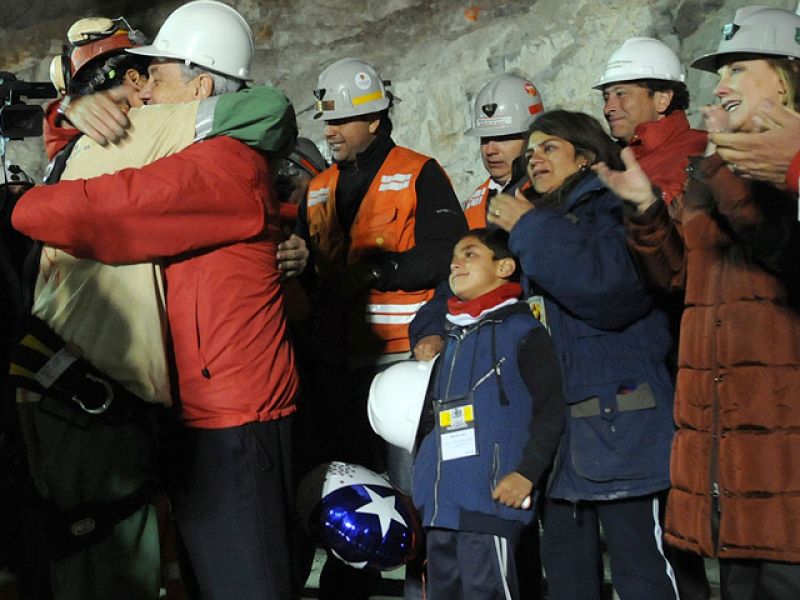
[509,173,674,501]
[412,302,563,540]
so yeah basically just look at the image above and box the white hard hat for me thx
[313,58,393,120]
[692,5,800,73]
[593,37,685,89]
[368,358,438,454]
[128,0,254,80]
[465,73,544,137]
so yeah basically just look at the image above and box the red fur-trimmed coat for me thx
[627,153,800,562]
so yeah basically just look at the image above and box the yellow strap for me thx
[9,363,38,381]
[20,334,54,358]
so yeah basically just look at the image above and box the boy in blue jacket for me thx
[412,228,564,599]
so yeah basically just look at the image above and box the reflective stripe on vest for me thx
[462,179,491,229]
[366,300,428,325]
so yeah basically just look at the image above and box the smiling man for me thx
[595,37,706,207]
[296,57,466,600]
[594,36,711,600]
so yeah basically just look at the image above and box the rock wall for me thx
[0,0,797,198]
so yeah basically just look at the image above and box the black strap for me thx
[490,322,510,406]
[11,317,159,429]
[44,481,158,561]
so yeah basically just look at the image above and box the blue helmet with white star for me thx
[297,461,422,571]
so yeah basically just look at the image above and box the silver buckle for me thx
[71,373,114,415]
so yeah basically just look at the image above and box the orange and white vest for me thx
[461,176,533,230]
[306,146,434,355]
[462,177,498,229]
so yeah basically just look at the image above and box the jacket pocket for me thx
[194,275,210,379]
[568,382,663,482]
[238,422,275,473]
[352,206,398,254]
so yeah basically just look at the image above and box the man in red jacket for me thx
[594,37,707,207]
[13,2,299,599]
[592,37,710,600]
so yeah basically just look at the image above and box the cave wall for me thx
[0,0,797,198]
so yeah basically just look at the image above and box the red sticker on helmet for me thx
[528,103,543,115]
[524,82,538,96]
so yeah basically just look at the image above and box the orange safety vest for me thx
[462,177,533,230]
[306,146,435,355]
[462,178,493,229]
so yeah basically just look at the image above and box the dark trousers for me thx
[426,528,519,600]
[169,418,294,600]
[516,520,543,599]
[541,495,678,600]
[720,558,800,600]
[666,544,710,600]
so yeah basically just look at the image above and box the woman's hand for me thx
[711,100,800,185]
[700,104,733,158]
[492,471,533,509]
[592,147,657,214]
[487,188,534,232]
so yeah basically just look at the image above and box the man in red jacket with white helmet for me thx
[13,2,299,598]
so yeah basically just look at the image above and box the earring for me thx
[579,163,589,173]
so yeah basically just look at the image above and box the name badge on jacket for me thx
[438,398,478,461]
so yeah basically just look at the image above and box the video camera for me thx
[0,72,56,140]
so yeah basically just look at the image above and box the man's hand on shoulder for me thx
[277,233,308,280]
[63,87,131,146]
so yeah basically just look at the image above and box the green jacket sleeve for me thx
[195,85,298,155]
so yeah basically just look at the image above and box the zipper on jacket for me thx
[711,481,721,553]
[433,329,465,527]
[471,357,505,395]
[491,443,501,490]
[431,421,443,526]
[709,267,724,555]
[710,414,722,554]
[443,329,466,400]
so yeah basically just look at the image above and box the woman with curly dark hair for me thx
[489,109,679,600]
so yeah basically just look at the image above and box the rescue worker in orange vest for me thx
[295,57,466,600]
[462,73,544,229]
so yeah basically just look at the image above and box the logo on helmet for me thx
[523,82,538,96]
[722,22,740,41]
[355,72,372,90]
[481,103,498,117]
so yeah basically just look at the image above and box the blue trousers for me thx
[425,528,519,600]
[541,495,679,600]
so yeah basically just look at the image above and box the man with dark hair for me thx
[296,57,467,599]
[594,37,706,207]
[594,36,710,600]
